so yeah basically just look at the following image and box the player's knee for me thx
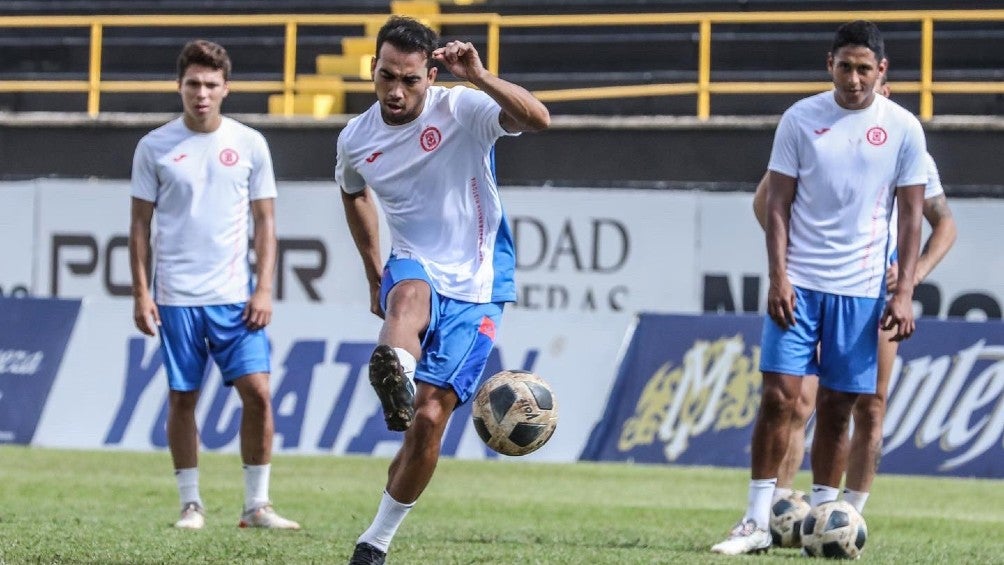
[412,402,449,436]
[816,386,854,416]
[793,396,815,425]
[387,282,428,315]
[853,396,885,433]
[169,390,199,412]
[232,386,269,421]
[760,382,796,416]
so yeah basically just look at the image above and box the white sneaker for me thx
[238,503,301,530]
[711,518,772,555]
[174,502,205,529]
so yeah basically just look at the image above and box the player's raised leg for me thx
[369,278,430,432]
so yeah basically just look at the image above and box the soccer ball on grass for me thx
[769,491,811,548]
[471,370,558,456]
[801,500,868,559]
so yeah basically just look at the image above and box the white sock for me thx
[243,463,271,511]
[393,347,417,387]
[175,467,202,509]
[810,484,840,508]
[744,478,777,530]
[357,490,415,552]
[772,486,793,504]
[842,488,870,513]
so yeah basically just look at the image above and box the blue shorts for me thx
[158,304,271,392]
[759,286,883,394]
[381,257,504,404]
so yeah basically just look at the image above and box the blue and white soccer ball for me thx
[769,491,811,548]
[471,370,558,456]
[801,500,868,559]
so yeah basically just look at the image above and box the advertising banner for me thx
[582,313,1004,478]
[32,179,375,306]
[11,179,1004,322]
[31,299,631,462]
[0,182,35,298]
[0,297,80,444]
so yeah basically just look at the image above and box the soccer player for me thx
[711,20,927,555]
[129,39,299,531]
[335,16,550,565]
[752,74,957,517]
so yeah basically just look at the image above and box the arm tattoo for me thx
[923,194,953,222]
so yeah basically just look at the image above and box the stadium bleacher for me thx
[0,1,1001,188]
[1,0,1001,115]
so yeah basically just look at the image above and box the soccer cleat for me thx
[710,518,772,555]
[174,501,205,530]
[368,345,415,432]
[238,504,301,530]
[349,542,387,565]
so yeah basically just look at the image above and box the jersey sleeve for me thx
[895,116,929,188]
[923,152,944,199]
[449,86,512,146]
[766,109,800,179]
[248,131,278,201]
[130,137,159,203]
[335,129,367,194]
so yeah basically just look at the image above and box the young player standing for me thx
[129,39,299,531]
[750,72,957,520]
[712,20,927,555]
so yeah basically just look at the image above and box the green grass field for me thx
[1,446,1002,564]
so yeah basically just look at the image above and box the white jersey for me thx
[336,85,519,303]
[130,116,277,306]
[768,91,929,298]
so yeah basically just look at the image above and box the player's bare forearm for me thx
[915,194,957,283]
[128,197,159,335]
[764,171,795,281]
[342,188,383,287]
[752,173,769,230]
[433,40,550,133]
[472,72,550,133]
[764,172,797,327]
[894,185,925,297]
[128,197,154,299]
[251,198,277,296]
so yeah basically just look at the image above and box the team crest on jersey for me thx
[219,148,240,166]
[866,126,888,146]
[420,126,442,152]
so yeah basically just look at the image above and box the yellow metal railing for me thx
[0,10,1001,119]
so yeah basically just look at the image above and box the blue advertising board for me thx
[0,297,81,444]
[582,313,1004,479]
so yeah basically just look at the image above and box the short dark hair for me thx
[831,20,885,61]
[375,16,439,68]
[177,39,232,81]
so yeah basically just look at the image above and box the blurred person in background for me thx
[129,39,299,531]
